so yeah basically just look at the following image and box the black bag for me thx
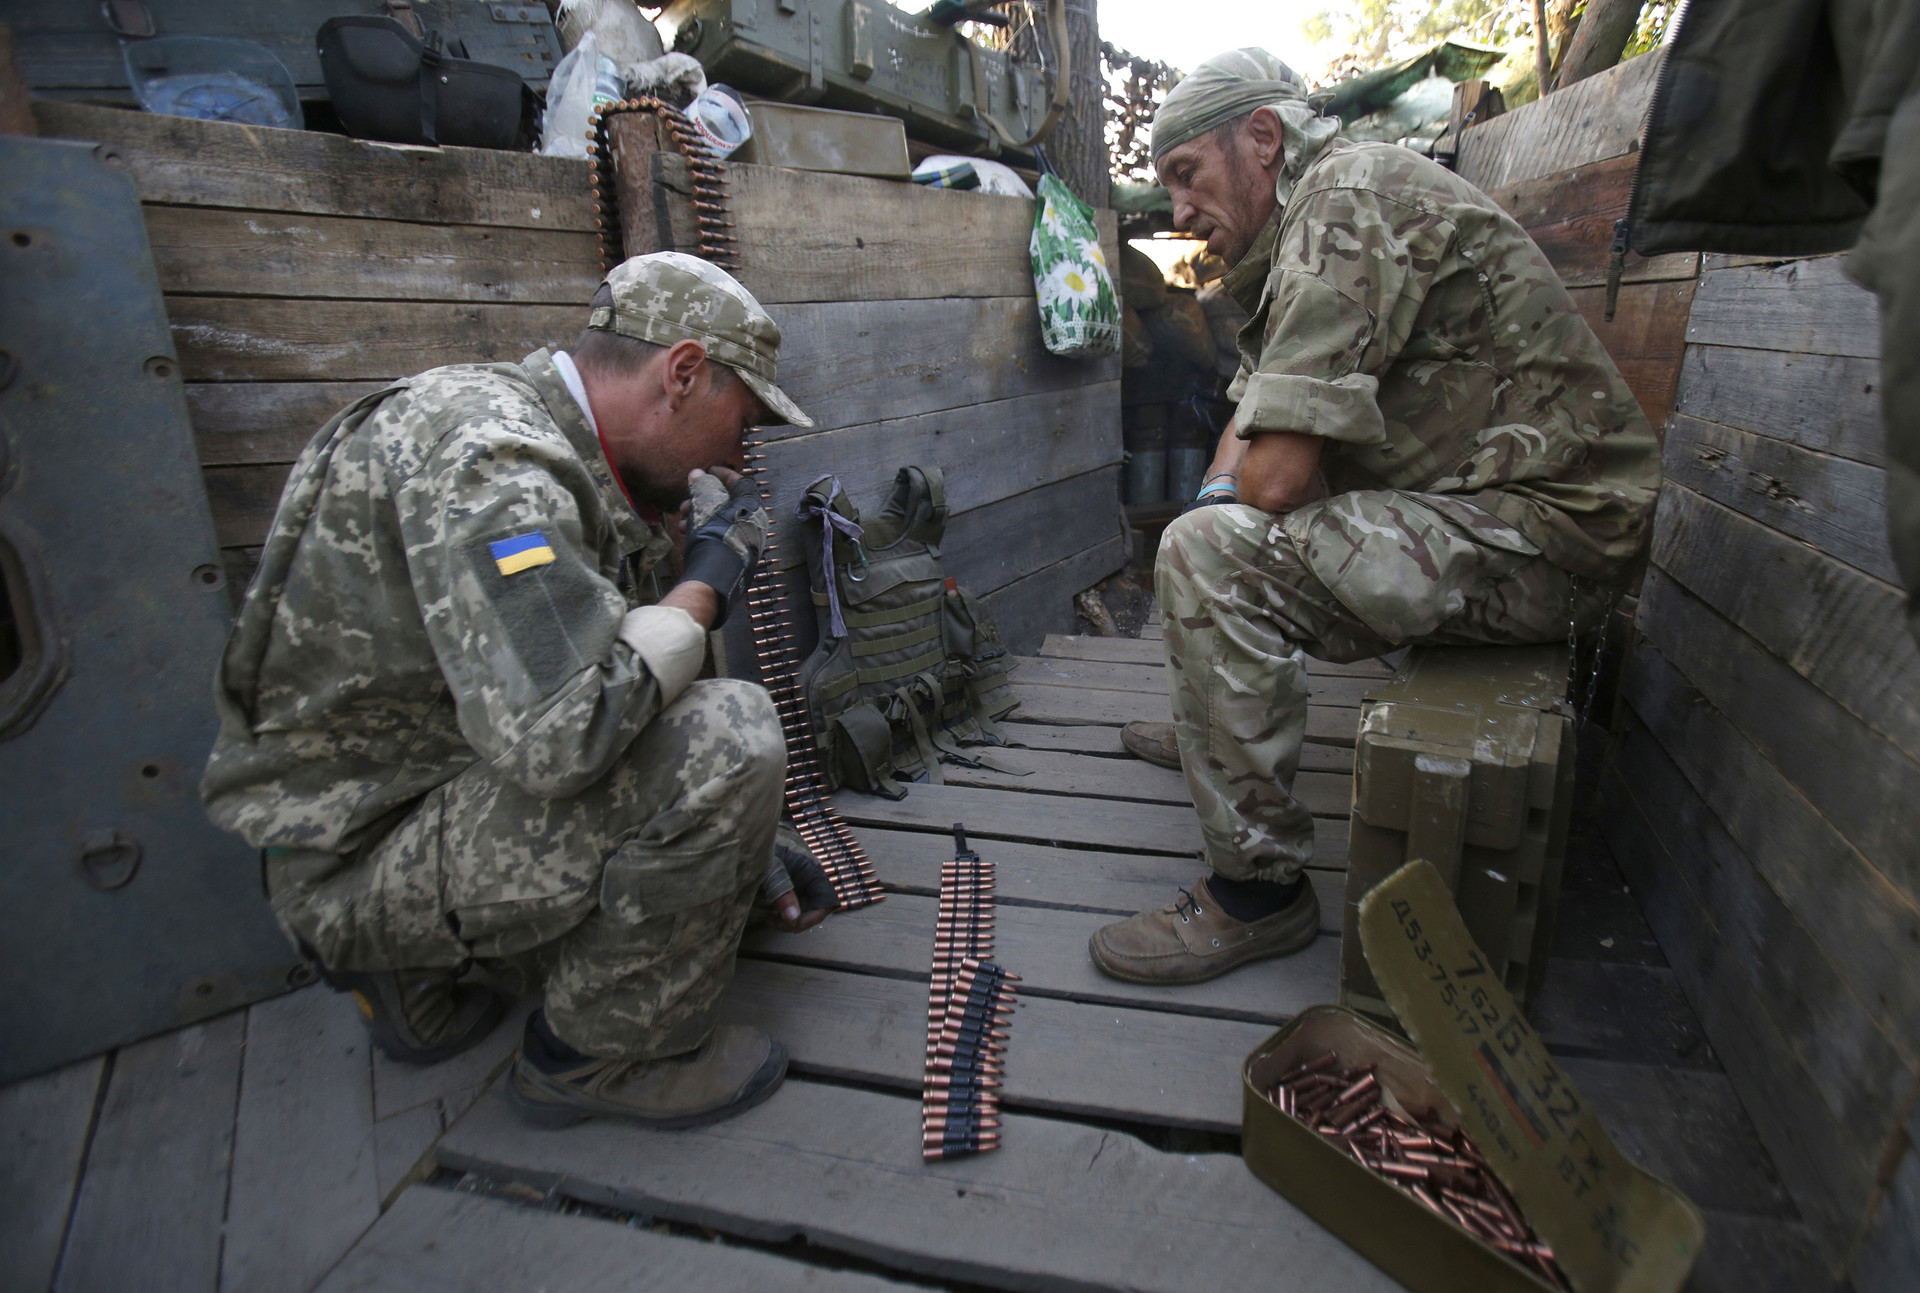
[316,15,526,149]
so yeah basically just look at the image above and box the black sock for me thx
[1204,873,1306,922]
[527,1007,592,1066]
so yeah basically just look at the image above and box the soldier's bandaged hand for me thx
[679,469,769,622]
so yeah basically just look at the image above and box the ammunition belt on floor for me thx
[923,824,1017,1160]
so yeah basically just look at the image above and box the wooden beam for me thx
[1652,484,1919,761]
[32,101,595,232]
[187,382,387,467]
[223,991,380,1293]
[316,1186,917,1293]
[203,385,1121,551]
[828,779,1353,865]
[168,297,578,383]
[55,1016,245,1293]
[1674,344,1884,467]
[142,206,601,306]
[1485,153,1700,289]
[1601,716,1893,1255]
[852,824,1349,919]
[981,534,1129,657]
[760,383,1121,569]
[1565,277,1696,428]
[723,163,1120,306]
[1685,257,1882,360]
[764,295,1122,440]
[1620,640,1920,1058]
[716,963,1281,1133]
[1638,570,1920,899]
[1453,50,1663,191]
[436,1077,1402,1290]
[0,1057,104,1292]
[1663,415,1898,585]
[1009,655,1378,709]
[739,891,1341,1025]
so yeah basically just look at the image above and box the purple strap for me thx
[795,475,864,639]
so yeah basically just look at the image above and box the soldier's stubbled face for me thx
[584,341,767,509]
[1156,108,1285,268]
[630,361,764,509]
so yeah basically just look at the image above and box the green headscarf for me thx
[1149,48,1343,202]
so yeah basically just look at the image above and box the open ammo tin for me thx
[1243,861,1705,1293]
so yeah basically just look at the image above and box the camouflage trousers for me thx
[1157,490,1615,883]
[266,678,785,1060]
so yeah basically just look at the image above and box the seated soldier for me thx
[1091,50,1658,985]
[202,252,836,1129]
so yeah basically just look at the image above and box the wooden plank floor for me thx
[0,629,1838,1291]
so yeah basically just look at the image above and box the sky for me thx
[1093,0,1327,80]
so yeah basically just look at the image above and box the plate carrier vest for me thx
[794,467,1019,798]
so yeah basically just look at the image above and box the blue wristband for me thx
[1195,481,1237,500]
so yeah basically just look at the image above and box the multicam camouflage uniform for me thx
[1160,138,1661,884]
[202,329,785,1060]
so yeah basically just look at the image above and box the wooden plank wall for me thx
[1457,50,1698,434]
[1458,52,1920,1286]
[1601,252,1920,1285]
[30,101,1123,655]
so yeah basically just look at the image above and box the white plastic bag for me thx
[540,31,620,158]
[914,154,1034,198]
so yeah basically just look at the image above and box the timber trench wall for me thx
[31,100,1124,658]
[1459,54,1920,1288]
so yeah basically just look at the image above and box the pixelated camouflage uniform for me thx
[201,347,784,1060]
[1160,138,1660,883]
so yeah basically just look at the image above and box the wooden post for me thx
[607,112,698,260]
[1531,0,1553,99]
[1437,81,1502,163]
[1047,0,1109,209]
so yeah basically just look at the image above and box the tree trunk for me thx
[1556,0,1646,89]
[1531,0,1553,100]
[1044,0,1109,209]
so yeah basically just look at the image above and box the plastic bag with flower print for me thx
[1029,174,1120,357]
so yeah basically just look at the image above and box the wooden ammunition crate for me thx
[1339,644,1575,1025]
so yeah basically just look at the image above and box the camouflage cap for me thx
[588,251,813,427]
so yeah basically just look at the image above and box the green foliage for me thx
[1622,0,1673,58]
[1307,0,1538,71]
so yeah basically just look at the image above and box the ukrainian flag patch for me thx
[489,531,555,576]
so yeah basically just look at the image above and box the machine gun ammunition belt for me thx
[586,95,740,273]
[591,97,877,911]
[922,823,1017,1159]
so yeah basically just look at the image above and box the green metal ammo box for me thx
[1338,643,1575,1025]
[657,0,1047,155]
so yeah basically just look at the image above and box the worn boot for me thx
[503,1011,788,1130]
[1088,876,1319,984]
[327,967,507,1066]
[1120,720,1181,770]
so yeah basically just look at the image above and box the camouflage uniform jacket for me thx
[1221,139,1661,580]
[202,349,687,855]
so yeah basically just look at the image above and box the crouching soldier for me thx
[202,253,832,1129]
[1090,50,1659,985]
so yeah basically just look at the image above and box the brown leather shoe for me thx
[1120,720,1181,769]
[1088,877,1320,984]
[503,1023,787,1131]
